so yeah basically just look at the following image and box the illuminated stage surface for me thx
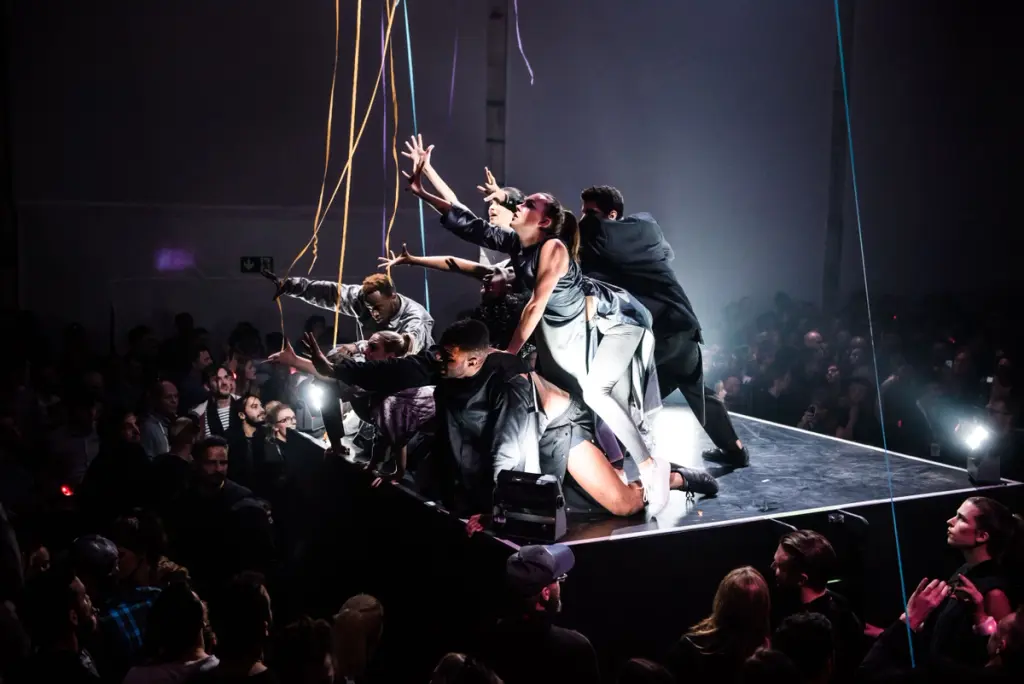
[559,394,1020,544]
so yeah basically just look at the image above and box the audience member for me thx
[772,530,865,672]
[665,566,771,683]
[480,544,600,684]
[17,563,100,683]
[269,616,334,684]
[142,381,180,459]
[123,581,218,683]
[332,594,384,684]
[199,572,276,683]
[772,612,835,684]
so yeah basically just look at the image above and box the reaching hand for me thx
[267,339,300,367]
[302,332,332,376]
[476,167,507,205]
[401,134,434,170]
[905,578,951,631]
[261,269,285,300]
[465,513,486,537]
[402,143,427,195]
[377,243,414,271]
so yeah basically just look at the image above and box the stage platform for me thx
[324,401,1022,680]
[560,399,1015,543]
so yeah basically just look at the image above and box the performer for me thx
[403,147,673,513]
[261,269,434,353]
[379,243,531,356]
[402,134,524,269]
[307,320,537,515]
[577,185,748,467]
[307,319,716,518]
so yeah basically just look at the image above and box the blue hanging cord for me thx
[833,0,915,666]
[403,0,430,312]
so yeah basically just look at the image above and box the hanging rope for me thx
[381,8,388,257]
[448,6,460,120]
[277,0,341,346]
[833,0,916,667]
[402,0,430,311]
[309,0,342,274]
[384,20,401,280]
[511,0,534,85]
[288,0,402,278]
[331,0,365,347]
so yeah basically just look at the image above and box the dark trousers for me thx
[655,329,740,452]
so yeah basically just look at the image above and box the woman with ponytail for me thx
[404,140,678,513]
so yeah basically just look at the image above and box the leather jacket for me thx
[331,350,538,513]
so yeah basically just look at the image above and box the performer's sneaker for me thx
[702,446,750,468]
[672,465,719,497]
[640,458,671,515]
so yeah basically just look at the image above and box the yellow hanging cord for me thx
[286,0,401,276]
[384,28,400,279]
[280,0,401,346]
[278,0,340,348]
[331,0,364,347]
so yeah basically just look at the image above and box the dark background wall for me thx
[9,0,1015,345]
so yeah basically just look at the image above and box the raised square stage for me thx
[560,400,1010,543]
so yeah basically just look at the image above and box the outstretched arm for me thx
[404,140,520,254]
[506,240,568,355]
[262,270,363,316]
[379,243,500,281]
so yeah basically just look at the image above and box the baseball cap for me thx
[506,544,575,596]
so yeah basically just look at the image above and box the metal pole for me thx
[481,0,509,266]
[822,0,856,315]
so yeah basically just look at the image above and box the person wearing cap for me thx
[478,544,600,684]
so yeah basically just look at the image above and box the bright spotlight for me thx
[306,383,324,412]
[964,425,989,451]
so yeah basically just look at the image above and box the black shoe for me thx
[702,447,750,468]
[672,465,719,497]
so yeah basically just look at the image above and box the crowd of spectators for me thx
[0,288,1021,683]
[703,291,1020,480]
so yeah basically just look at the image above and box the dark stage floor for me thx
[560,395,1019,543]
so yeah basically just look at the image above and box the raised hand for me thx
[904,578,951,631]
[401,134,434,170]
[302,332,332,376]
[261,269,285,300]
[377,243,414,270]
[402,155,425,195]
[267,339,300,367]
[476,167,507,204]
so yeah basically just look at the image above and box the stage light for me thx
[60,484,74,497]
[306,383,324,411]
[964,425,989,451]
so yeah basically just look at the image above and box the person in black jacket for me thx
[303,319,536,516]
[578,185,749,467]
[298,319,717,519]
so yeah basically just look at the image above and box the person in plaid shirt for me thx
[71,535,161,683]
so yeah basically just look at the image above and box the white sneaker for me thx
[640,457,671,516]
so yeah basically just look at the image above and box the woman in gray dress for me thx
[403,147,672,513]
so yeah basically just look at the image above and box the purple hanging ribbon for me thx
[381,9,388,256]
[512,0,534,85]
[447,25,459,119]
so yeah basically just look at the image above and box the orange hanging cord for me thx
[280,0,402,345]
[331,0,364,347]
